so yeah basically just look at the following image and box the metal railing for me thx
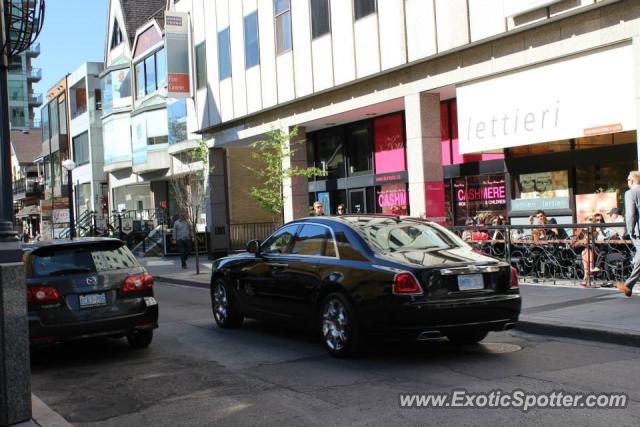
[12,178,41,196]
[27,67,41,80]
[229,222,281,251]
[28,93,42,105]
[449,223,632,287]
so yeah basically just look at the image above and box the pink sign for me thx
[374,114,406,174]
[456,185,506,202]
[378,191,407,208]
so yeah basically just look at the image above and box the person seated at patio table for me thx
[529,210,568,241]
[592,213,608,241]
[605,208,625,239]
[462,217,474,241]
[571,215,601,287]
[489,215,505,240]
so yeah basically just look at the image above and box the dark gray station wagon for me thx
[24,238,158,348]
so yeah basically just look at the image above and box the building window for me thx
[95,89,102,111]
[41,104,49,142]
[218,27,231,80]
[8,80,24,101]
[111,21,123,49]
[144,55,156,95]
[311,0,330,39]
[49,101,59,137]
[134,49,167,100]
[72,132,90,166]
[195,42,207,89]
[10,107,25,127]
[58,98,67,135]
[244,12,260,68]
[274,0,292,54]
[354,0,376,20]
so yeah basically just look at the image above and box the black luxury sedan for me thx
[24,238,158,348]
[210,216,521,357]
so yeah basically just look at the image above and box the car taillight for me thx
[510,266,519,288]
[27,286,60,303]
[121,274,154,293]
[393,272,423,295]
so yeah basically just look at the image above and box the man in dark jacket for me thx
[617,171,640,296]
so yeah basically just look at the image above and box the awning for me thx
[16,205,40,218]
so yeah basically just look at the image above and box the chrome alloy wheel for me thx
[213,283,229,324]
[322,298,349,351]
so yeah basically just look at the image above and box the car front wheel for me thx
[446,330,488,345]
[320,292,361,357]
[212,279,244,328]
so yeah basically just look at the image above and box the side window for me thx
[291,225,336,257]
[262,225,298,254]
[335,231,368,261]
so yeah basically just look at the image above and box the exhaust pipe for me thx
[417,331,442,340]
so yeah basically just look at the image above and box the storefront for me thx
[307,112,409,215]
[447,43,637,225]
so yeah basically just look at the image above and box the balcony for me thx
[28,93,42,107]
[27,42,40,57]
[27,67,41,82]
[13,178,43,200]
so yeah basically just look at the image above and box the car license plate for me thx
[79,293,107,308]
[458,274,484,291]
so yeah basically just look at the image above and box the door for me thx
[236,224,299,317]
[273,224,339,320]
[348,188,366,214]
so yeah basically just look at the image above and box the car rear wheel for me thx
[127,329,153,348]
[212,279,243,328]
[446,330,488,345]
[320,292,361,358]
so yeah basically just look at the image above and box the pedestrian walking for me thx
[172,211,192,269]
[616,171,640,297]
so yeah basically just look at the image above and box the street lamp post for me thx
[62,159,75,239]
[0,1,46,425]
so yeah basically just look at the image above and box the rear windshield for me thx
[344,217,466,252]
[29,242,140,278]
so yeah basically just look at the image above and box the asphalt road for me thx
[31,282,640,427]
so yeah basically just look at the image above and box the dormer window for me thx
[111,21,123,49]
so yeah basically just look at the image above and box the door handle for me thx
[267,262,288,269]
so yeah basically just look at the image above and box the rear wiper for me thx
[48,268,94,276]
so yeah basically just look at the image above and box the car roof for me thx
[290,215,418,227]
[22,237,124,252]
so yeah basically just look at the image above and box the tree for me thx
[169,140,211,274]
[248,127,325,220]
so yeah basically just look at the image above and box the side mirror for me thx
[247,240,261,254]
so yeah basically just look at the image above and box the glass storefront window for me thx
[448,174,507,225]
[347,122,372,176]
[376,183,408,215]
[315,128,345,180]
[113,184,152,212]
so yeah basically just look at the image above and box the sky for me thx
[33,0,109,117]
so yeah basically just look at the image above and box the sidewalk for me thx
[140,256,640,347]
[140,256,212,287]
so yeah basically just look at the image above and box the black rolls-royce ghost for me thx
[210,216,520,357]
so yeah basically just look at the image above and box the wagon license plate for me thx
[457,274,484,291]
[79,293,107,308]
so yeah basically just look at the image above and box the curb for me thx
[515,320,640,347]
[31,394,73,427]
[153,276,209,289]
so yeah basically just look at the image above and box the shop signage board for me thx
[121,218,134,234]
[52,209,69,224]
[95,218,108,233]
[165,11,191,98]
[510,197,570,212]
[457,44,636,154]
